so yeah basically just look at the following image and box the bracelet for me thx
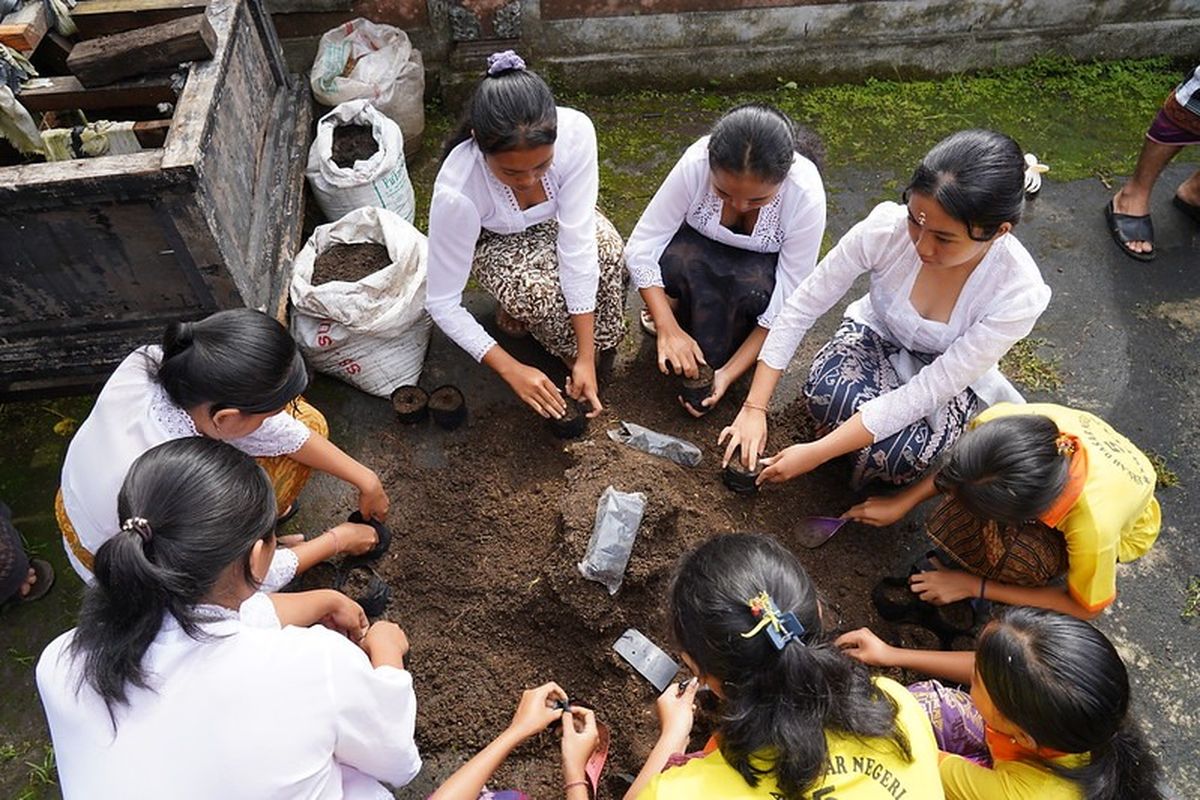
[742,401,768,413]
[329,528,341,555]
[564,779,589,792]
[979,577,987,600]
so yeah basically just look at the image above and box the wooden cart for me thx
[0,0,310,398]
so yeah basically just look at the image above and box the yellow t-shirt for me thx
[971,403,1161,612]
[939,752,1088,800]
[638,678,944,800]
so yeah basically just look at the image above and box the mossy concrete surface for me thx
[2,57,1199,797]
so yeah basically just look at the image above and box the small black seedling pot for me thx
[678,364,714,414]
[339,564,390,618]
[347,511,392,560]
[722,448,762,494]
[390,385,429,424]
[549,398,591,439]
[428,384,467,430]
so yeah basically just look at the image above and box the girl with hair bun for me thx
[721,129,1051,488]
[838,607,1164,800]
[625,103,827,415]
[426,51,628,420]
[39,437,420,799]
[57,308,386,586]
[844,402,1161,620]
[625,533,943,800]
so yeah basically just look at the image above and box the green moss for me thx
[999,337,1063,393]
[1145,450,1181,489]
[1182,575,1200,622]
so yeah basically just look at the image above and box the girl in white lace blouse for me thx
[57,309,386,586]
[720,129,1051,488]
[40,438,420,800]
[624,104,827,415]
[426,51,627,420]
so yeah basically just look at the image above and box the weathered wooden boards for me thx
[67,12,215,86]
[70,0,209,39]
[18,73,178,111]
[0,0,49,52]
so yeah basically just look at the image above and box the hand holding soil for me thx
[504,362,568,418]
[560,707,600,777]
[566,360,603,417]
[507,682,569,740]
[759,441,825,484]
[835,628,898,667]
[319,591,369,641]
[327,521,379,556]
[908,560,976,605]
[656,324,705,378]
[361,620,410,667]
[719,406,768,469]
[355,471,390,521]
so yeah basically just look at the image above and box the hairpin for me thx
[740,590,806,650]
[1054,432,1077,458]
[121,516,153,543]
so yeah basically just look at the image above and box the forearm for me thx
[482,343,524,381]
[744,362,784,409]
[291,434,374,488]
[896,472,941,512]
[721,326,769,384]
[269,589,340,628]
[570,312,597,362]
[810,412,875,461]
[287,532,339,574]
[882,647,975,685]
[429,728,522,800]
[982,581,1102,620]
[639,286,679,330]
[624,733,688,800]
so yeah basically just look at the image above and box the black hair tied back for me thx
[442,50,558,161]
[708,102,825,184]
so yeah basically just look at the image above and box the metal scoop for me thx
[612,628,679,692]
[795,516,849,549]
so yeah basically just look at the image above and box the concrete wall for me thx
[274,0,1200,94]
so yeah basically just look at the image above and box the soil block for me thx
[678,364,714,413]
[428,384,467,430]
[331,123,378,169]
[341,564,390,618]
[548,398,590,439]
[722,447,762,494]
[347,510,393,561]
[311,242,391,286]
[391,385,429,424]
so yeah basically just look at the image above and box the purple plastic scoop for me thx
[795,516,848,549]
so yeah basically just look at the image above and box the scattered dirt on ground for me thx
[331,123,378,168]
[311,243,391,286]
[299,352,966,797]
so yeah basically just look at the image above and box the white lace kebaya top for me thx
[623,135,827,328]
[759,202,1052,442]
[59,345,312,586]
[38,592,421,800]
[425,106,601,361]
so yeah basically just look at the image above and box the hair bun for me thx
[162,320,196,358]
[486,50,526,76]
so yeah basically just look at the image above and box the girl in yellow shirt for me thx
[625,533,944,800]
[838,607,1164,800]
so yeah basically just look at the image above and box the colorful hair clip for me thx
[1054,432,1077,457]
[740,590,807,650]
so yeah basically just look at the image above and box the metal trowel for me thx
[612,628,679,692]
[795,516,849,549]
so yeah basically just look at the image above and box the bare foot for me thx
[1112,187,1153,255]
[17,567,36,598]
[496,307,528,338]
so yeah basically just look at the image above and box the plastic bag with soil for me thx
[306,99,415,223]
[577,486,646,595]
[607,422,702,468]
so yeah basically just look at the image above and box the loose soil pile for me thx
[311,242,391,286]
[301,353,962,797]
[331,123,378,168]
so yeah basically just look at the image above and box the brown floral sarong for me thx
[925,495,1068,586]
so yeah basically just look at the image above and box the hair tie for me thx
[1023,153,1049,196]
[121,516,154,543]
[1054,432,1077,458]
[740,590,807,650]
[486,50,526,76]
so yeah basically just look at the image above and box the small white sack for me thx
[307,99,415,223]
[290,206,433,397]
[310,19,425,155]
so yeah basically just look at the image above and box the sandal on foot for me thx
[1105,199,1156,262]
[1172,194,1200,224]
[11,559,55,604]
[639,308,657,336]
[276,500,300,526]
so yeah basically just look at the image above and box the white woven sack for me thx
[290,206,432,396]
[307,99,415,223]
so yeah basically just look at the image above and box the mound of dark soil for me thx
[311,243,391,286]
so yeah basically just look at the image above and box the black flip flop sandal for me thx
[346,511,392,561]
[1172,194,1200,224]
[276,500,301,526]
[1105,199,1156,262]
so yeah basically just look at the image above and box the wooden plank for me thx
[71,0,208,38]
[0,1,49,52]
[17,74,179,112]
[133,118,173,147]
[31,29,74,75]
[68,12,216,87]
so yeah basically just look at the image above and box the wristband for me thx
[742,401,768,413]
[979,577,987,600]
[564,779,589,792]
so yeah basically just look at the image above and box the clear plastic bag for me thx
[607,422,702,468]
[577,486,646,595]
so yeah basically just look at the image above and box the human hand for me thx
[356,472,389,521]
[361,620,410,661]
[719,407,768,470]
[681,365,732,417]
[842,494,913,527]
[503,363,568,419]
[319,590,369,642]
[656,324,705,379]
[835,627,898,667]
[506,682,569,741]
[655,679,698,751]
[566,358,603,417]
[560,707,600,782]
[909,558,976,605]
[758,442,826,485]
[326,522,378,557]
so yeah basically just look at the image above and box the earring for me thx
[916,211,927,226]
